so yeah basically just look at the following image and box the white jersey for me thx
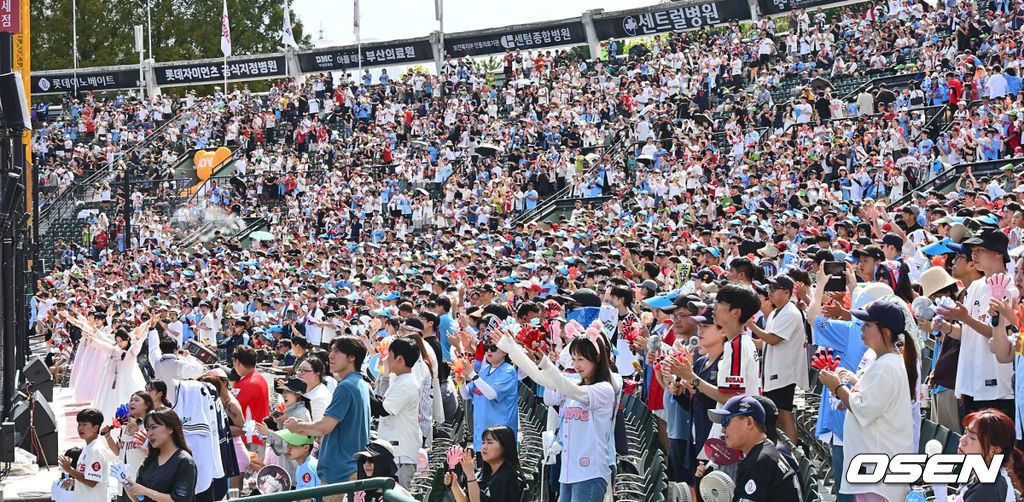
[955,278,1018,401]
[549,381,615,484]
[707,334,761,442]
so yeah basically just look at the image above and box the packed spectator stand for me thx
[25,0,1024,501]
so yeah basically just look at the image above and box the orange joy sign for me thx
[193,147,231,180]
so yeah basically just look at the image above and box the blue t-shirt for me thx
[467,362,520,450]
[295,455,320,490]
[318,372,371,482]
[812,316,870,442]
[438,313,455,362]
[524,190,539,210]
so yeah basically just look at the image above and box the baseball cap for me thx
[876,232,904,249]
[851,299,906,334]
[852,245,885,262]
[708,396,767,425]
[639,280,659,293]
[689,304,714,324]
[768,274,795,292]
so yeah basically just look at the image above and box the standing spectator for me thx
[125,408,199,502]
[819,300,917,502]
[232,345,270,456]
[371,336,422,488]
[284,336,371,499]
[746,275,809,446]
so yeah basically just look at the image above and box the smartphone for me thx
[823,261,846,292]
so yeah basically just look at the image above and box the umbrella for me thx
[810,77,834,91]
[250,231,276,241]
[691,114,713,128]
[637,154,654,165]
[476,143,502,156]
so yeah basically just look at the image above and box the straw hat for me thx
[920,266,958,298]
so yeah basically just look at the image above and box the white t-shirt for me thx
[955,278,1018,401]
[75,439,111,502]
[303,307,324,345]
[379,372,422,462]
[840,353,914,501]
[763,303,810,392]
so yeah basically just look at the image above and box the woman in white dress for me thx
[63,311,113,404]
[91,322,147,421]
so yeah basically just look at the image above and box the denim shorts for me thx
[560,476,608,502]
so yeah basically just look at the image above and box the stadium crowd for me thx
[30,0,1024,500]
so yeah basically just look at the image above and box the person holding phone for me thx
[122,407,197,502]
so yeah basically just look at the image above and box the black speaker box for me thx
[10,390,55,437]
[18,431,57,466]
[20,378,51,402]
[0,72,30,131]
[0,422,14,463]
[22,357,49,385]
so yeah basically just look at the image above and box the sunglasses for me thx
[721,411,753,429]
[484,345,499,352]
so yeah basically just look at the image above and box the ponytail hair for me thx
[963,409,1024,492]
[896,329,918,403]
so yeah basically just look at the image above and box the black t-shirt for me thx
[477,463,524,502]
[961,473,1009,501]
[732,440,800,502]
[135,449,198,502]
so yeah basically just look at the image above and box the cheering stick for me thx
[988,273,1012,327]
[446,445,465,471]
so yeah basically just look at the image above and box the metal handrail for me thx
[39,109,187,222]
[887,156,1024,209]
[510,134,626,226]
[233,477,416,502]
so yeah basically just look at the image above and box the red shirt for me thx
[234,370,270,445]
[647,328,676,412]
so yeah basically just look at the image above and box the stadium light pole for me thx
[147,0,152,60]
[72,0,78,96]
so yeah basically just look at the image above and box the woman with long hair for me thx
[124,407,198,502]
[444,425,524,502]
[92,324,147,421]
[103,391,154,502]
[819,299,919,502]
[496,331,617,501]
[951,408,1024,500]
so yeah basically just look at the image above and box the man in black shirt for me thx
[709,396,801,502]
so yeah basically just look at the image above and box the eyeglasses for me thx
[295,368,312,374]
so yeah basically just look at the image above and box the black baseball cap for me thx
[876,232,904,249]
[852,300,906,334]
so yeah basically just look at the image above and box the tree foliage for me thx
[31,0,311,71]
